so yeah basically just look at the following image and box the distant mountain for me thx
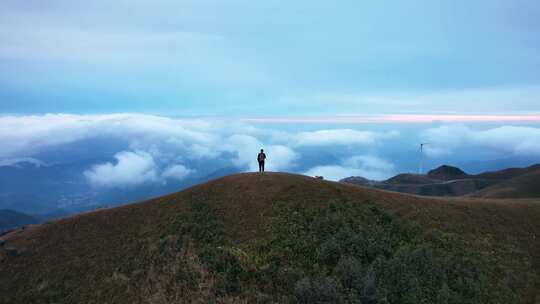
[384,173,439,185]
[0,209,39,232]
[426,165,469,181]
[473,168,540,199]
[339,176,373,186]
[457,155,540,174]
[341,164,540,198]
[475,164,540,180]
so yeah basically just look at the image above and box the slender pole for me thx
[419,144,423,174]
[419,143,429,174]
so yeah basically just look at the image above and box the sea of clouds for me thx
[1,113,540,186]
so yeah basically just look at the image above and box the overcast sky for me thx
[2,0,540,116]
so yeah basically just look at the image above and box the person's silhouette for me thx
[257,149,266,173]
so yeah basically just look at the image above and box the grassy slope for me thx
[1,172,539,303]
[475,164,540,180]
[473,169,540,198]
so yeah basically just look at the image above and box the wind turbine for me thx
[418,143,429,174]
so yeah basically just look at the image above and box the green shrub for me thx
[334,256,363,292]
[261,200,516,304]
[319,238,342,267]
[175,260,200,288]
[174,200,246,295]
[293,277,343,304]
[172,199,517,303]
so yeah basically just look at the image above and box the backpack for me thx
[258,153,266,162]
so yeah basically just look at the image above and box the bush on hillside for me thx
[258,200,516,304]
[173,199,517,303]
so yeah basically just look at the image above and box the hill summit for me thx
[1,172,539,303]
[427,165,469,180]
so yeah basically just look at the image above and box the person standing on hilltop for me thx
[257,149,266,173]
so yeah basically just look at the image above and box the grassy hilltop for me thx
[1,173,539,303]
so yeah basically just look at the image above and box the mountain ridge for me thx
[341,164,540,197]
[472,168,540,198]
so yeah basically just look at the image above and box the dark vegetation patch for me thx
[173,200,246,296]
[174,199,518,303]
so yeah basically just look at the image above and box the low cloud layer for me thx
[1,114,539,186]
[84,150,160,188]
[304,155,396,181]
[421,125,540,158]
[0,114,398,187]
[292,129,399,147]
[83,149,196,188]
[162,165,194,182]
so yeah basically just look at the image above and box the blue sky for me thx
[1,0,540,115]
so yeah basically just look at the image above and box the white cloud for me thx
[304,155,396,181]
[9,113,540,186]
[84,150,159,188]
[262,145,298,172]
[222,134,263,170]
[162,164,194,181]
[220,134,297,172]
[421,125,540,157]
[0,114,400,161]
[2,113,539,186]
[84,150,195,188]
[342,155,395,173]
[0,113,304,186]
[0,113,218,159]
[422,146,451,158]
[292,129,399,147]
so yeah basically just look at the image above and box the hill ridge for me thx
[341,163,540,198]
